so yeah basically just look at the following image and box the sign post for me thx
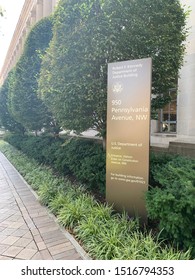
[106,58,152,223]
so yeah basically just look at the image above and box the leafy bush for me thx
[4,134,106,192]
[149,152,174,186]
[151,156,195,188]
[0,140,191,260]
[146,156,195,255]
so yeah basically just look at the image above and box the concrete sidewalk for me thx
[0,152,88,260]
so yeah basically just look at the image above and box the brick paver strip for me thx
[0,151,89,260]
[37,241,47,251]
[39,249,53,260]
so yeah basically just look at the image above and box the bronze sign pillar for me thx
[106,58,152,223]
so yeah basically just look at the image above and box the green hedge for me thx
[0,140,191,260]
[3,134,195,256]
[146,155,195,255]
[4,134,106,193]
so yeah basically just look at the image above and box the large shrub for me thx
[4,134,106,192]
[0,72,25,134]
[8,17,55,133]
[38,0,187,137]
[146,156,195,255]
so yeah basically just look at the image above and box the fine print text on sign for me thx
[106,58,152,223]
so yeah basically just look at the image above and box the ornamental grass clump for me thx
[75,208,139,260]
[48,192,72,215]
[48,184,86,215]
[115,231,191,260]
[57,193,95,229]
[75,203,115,242]
[37,176,67,205]
[38,182,58,206]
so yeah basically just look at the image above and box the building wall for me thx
[177,0,195,138]
[0,0,58,85]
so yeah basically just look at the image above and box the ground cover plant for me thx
[0,140,191,260]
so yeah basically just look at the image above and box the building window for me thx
[160,89,177,133]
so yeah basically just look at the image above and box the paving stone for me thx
[19,224,29,230]
[7,215,23,222]
[2,246,23,257]
[0,255,13,260]
[37,241,47,251]
[56,253,82,260]
[16,248,37,260]
[22,214,32,221]
[42,230,65,241]
[1,228,17,236]
[32,216,53,223]
[0,235,8,242]
[8,222,25,229]
[48,244,75,256]
[1,236,20,245]
[39,249,53,260]
[46,239,71,248]
[33,234,43,243]
[30,228,40,236]
[39,225,59,234]
[0,244,10,254]
[52,249,77,260]
[33,221,56,228]
[29,211,47,218]
[27,203,45,208]
[31,251,42,260]
[19,207,28,213]
[12,229,28,237]
[23,232,33,239]
[27,223,37,230]
[13,237,32,248]
[26,240,37,250]
[0,227,5,232]
[0,221,10,227]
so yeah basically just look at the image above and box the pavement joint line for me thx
[0,151,90,260]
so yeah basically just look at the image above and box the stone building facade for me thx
[177,0,195,139]
[151,0,195,155]
[0,0,58,85]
